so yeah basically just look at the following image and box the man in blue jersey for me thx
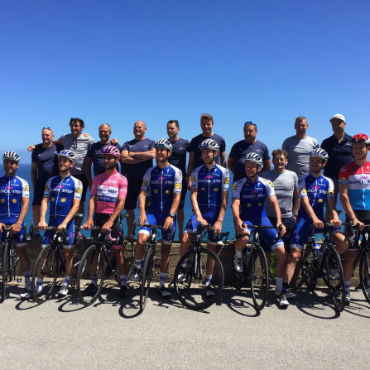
[36,150,83,297]
[180,139,229,297]
[0,151,32,298]
[130,139,182,297]
[231,152,288,308]
[285,148,347,302]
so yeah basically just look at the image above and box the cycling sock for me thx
[204,275,212,287]
[235,250,242,258]
[24,271,31,282]
[91,275,98,286]
[135,259,143,268]
[275,277,283,293]
[282,282,288,293]
[345,281,350,293]
[36,278,43,286]
[120,275,127,286]
[64,276,71,287]
[159,272,168,287]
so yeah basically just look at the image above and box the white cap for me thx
[330,113,346,123]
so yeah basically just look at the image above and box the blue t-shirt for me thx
[121,138,155,180]
[229,140,270,182]
[86,142,121,176]
[31,143,64,181]
[168,138,190,176]
[189,133,226,169]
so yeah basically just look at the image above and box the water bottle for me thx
[313,242,321,256]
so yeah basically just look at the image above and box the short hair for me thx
[99,123,111,131]
[244,121,258,131]
[167,119,179,128]
[272,149,288,159]
[295,116,307,125]
[200,113,214,123]
[69,117,85,129]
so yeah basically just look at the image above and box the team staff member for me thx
[120,120,155,235]
[0,151,31,299]
[228,121,271,182]
[167,119,189,240]
[31,127,63,237]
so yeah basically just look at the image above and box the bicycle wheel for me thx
[359,248,370,304]
[290,244,315,291]
[174,248,224,311]
[31,246,60,303]
[139,248,154,312]
[0,241,9,302]
[322,246,345,313]
[77,244,105,306]
[248,245,269,311]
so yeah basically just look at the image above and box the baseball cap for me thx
[330,114,346,123]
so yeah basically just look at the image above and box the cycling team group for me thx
[0,113,369,309]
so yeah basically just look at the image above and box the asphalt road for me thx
[0,284,369,370]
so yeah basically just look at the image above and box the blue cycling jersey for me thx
[0,175,29,223]
[141,164,182,215]
[232,176,275,221]
[190,164,229,214]
[43,175,83,218]
[297,173,335,220]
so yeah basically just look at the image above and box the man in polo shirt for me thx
[321,114,353,201]
[228,121,271,182]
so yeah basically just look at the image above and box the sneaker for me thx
[286,290,296,299]
[57,286,69,298]
[177,273,187,283]
[129,267,141,282]
[84,283,98,296]
[277,293,289,309]
[20,291,31,299]
[204,286,215,298]
[35,283,43,295]
[119,284,128,298]
[344,292,351,306]
[25,280,32,293]
[157,285,171,298]
[234,256,243,273]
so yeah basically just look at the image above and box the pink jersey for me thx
[91,171,128,214]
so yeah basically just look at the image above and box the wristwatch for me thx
[169,212,175,218]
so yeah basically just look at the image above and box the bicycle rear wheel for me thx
[359,247,370,304]
[77,245,105,306]
[248,245,269,311]
[0,241,9,302]
[32,246,60,303]
[174,248,224,311]
[139,249,154,312]
[322,246,345,312]
[290,244,316,291]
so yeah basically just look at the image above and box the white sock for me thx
[275,277,283,293]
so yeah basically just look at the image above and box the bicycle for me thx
[173,224,227,311]
[290,223,346,313]
[233,225,271,312]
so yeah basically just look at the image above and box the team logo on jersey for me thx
[201,187,206,191]
[142,181,147,186]
[45,185,49,190]
[165,190,170,194]
[232,184,237,190]
[51,197,55,201]
[247,203,252,207]
[224,178,229,184]
[258,202,262,207]
[61,198,66,202]
[191,176,195,182]
[175,183,181,189]
[1,199,5,203]
[328,190,334,194]
[12,199,17,204]
[213,187,219,192]
[302,188,307,195]
[77,187,82,194]
[154,189,158,194]
[269,181,274,188]
[318,199,323,203]
[25,185,29,191]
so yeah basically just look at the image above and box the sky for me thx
[1,0,369,163]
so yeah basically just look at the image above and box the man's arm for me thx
[102,196,126,231]
[269,195,286,235]
[11,197,29,233]
[138,190,147,225]
[227,155,235,174]
[187,152,195,188]
[58,198,81,230]
[292,185,300,218]
[261,158,271,173]
[301,196,324,228]
[31,162,37,189]
[129,147,156,161]
[213,190,228,234]
[121,150,146,164]
[190,189,207,226]
[219,151,226,167]
[83,195,96,229]
[339,184,364,228]
[84,156,93,189]
[38,197,49,229]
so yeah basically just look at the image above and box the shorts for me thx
[124,178,142,210]
[0,220,27,246]
[290,217,341,251]
[178,179,188,209]
[185,211,221,245]
[269,216,296,252]
[72,172,88,202]
[93,213,123,250]
[42,217,75,249]
[240,215,284,252]
[32,177,48,206]
[138,212,176,245]
[345,210,370,252]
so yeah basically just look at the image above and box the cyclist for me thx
[82,145,129,297]
[0,151,31,299]
[231,152,287,308]
[286,148,347,302]
[130,139,182,298]
[180,139,229,298]
[36,150,83,297]
[339,133,370,305]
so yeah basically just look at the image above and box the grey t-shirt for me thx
[262,169,298,218]
[60,133,96,174]
[282,135,318,178]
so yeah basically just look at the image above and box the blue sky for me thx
[1,0,369,163]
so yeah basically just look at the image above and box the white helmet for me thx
[3,151,20,163]
[199,139,220,151]
[310,148,329,161]
[242,152,263,166]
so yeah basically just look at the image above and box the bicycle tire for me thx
[139,248,154,312]
[290,243,316,291]
[77,244,105,306]
[322,246,345,313]
[174,248,224,311]
[359,247,370,304]
[248,245,269,311]
[31,246,59,303]
[0,241,9,302]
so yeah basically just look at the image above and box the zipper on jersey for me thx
[160,169,163,212]
[7,177,10,218]
[55,177,66,218]
[208,168,211,209]
[361,166,365,208]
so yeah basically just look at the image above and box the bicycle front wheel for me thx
[290,244,316,291]
[139,249,154,312]
[174,248,224,311]
[77,245,105,306]
[0,241,9,302]
[323,246,345,313]
[359,247,370,304]
[248,245,269,311]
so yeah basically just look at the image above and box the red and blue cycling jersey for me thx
[338,161,370,211]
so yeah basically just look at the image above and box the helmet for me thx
[352,133,370,144]
[242,152,263,166]
[58,150,75,162]
[3,151,20,163]
[155,139,173,151]
[101,145,121,158]
[199,139,220,151]
[310,148,329,161]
